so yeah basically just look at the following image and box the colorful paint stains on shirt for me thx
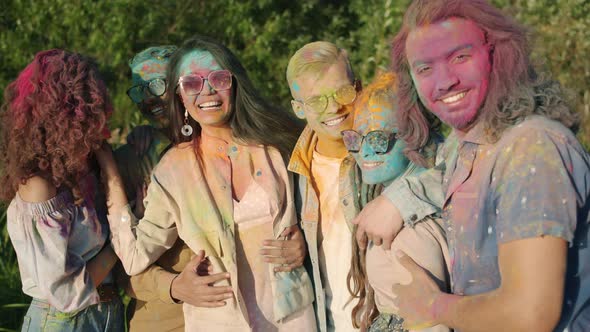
[233,180,317,331]
[311,150,357,332]
[441,116,590,331]
[289,125,362,332]
[114,129,189,332]
[7,173,108,312]
[364,162,450,332]
[109,132,314,331]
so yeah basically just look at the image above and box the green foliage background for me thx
[0,0,588,330]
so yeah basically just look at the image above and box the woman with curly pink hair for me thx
[0,49,124,331]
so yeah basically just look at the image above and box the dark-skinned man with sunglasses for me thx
[113,46,192,332]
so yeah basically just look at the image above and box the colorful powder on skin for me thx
[178,50,222,77]
[441,20,454,29]
[134,62,167,82]
[407,18,491,133]
[351,73,410,185]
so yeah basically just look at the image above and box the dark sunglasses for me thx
[177,70,232,96]
[127,78,167,104]
[341,129,398,154]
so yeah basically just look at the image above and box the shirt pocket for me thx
[452,192,498,259]
[447,192,490,257]
[184,230,222,259]
[448,191,482,232]
[183,230,231,287]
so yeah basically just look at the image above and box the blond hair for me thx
[286,41,354,93]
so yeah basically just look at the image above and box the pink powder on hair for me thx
[11,63,36,114]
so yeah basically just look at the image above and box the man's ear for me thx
[291,100,306,119]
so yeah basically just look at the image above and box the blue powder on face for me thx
[292,82,301,92]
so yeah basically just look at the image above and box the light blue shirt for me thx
[384,116,590,331]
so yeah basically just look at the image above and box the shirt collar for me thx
[288,126,318,179]
[460,119,489,145]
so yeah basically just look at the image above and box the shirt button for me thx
[410,214,418,221]
[342,199,348,206]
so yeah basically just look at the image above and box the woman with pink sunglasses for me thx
[98,36,317,331]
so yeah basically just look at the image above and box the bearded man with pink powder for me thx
[353,1,590,331]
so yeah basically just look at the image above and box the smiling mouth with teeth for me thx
[150,106,165,116]
[322,114,348,127]
[362,161,384,169]
[198,100,223,111]
[440,90,468,104]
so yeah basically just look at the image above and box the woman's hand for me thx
[260,225,306,272]
[170,250,234,307]
[392,251,442,330]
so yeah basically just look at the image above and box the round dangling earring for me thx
[181,110,193,137]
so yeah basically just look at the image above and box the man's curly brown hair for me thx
[0,49,112,202]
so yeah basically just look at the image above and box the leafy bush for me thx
[0,0,588,330]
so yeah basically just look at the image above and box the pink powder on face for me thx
[406,18,491,134]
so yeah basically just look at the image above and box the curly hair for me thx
[0,49,112,202]
[167,35,303,157]
[391,0,578,153]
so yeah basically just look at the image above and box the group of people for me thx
[1,0,588,331]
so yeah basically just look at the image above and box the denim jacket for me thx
[288,126,362,332]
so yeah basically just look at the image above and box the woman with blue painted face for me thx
[343,73,450,332]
